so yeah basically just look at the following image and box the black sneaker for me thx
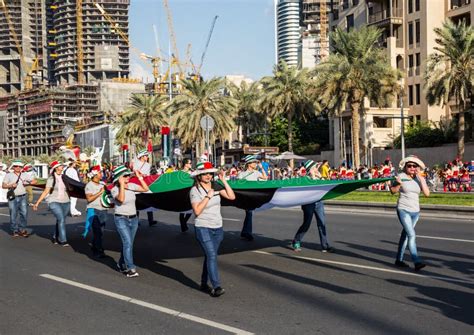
[58,242,70,247]
[210,287,225,297]
[414,262,426,271]
[126,270,139,278]
[116,263,127,273]
[200,283,212,293]
[149,220,158,227]
[51,237,58,244]
[395,260,410,268]
[322,247,335,253]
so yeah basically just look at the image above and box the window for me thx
[333,10,339,20]
[408,0,413,13]
[415,84,421,104]
[408,54,414,76]
[408,22,413,45]
[353,0,359,5]
[373,117,392,128]
[415,0,420,11]
[415,52,421,74]
[408,85,414,105]
[415,20,420,44]
[346,14,354,31]
[343,0,349,10]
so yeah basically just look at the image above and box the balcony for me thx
[450,0,471,11]
[368,8,403,27]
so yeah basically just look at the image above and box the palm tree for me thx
[166,77,237,156]
[425,19,474,160]
[312,26,401,168]
[228,80,263,144]
[260,60,316,165]
[115,93,167,147]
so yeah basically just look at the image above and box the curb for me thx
[324,200,474,220]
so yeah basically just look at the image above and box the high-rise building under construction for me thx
[46,0,130,85]
[0,0,48,95]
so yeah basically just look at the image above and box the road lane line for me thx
[223,218,240,222]
[0,213,10,216]
[418,235,474,243]
[252,251,472,285]
[39,274,253,335]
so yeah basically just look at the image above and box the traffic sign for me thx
[200,115,215,131]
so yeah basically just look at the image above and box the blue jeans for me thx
[91,210,108,252]
[241,210,253,236]
[195,227,224,289]
[295,201,330,249]
[8,194,28,233]
[49,202,70,243]
[114,215,139,271]
[396,209,421,264]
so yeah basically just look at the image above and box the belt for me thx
[16,194,26,197]
[114,214,137,219]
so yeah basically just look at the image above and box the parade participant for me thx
[65,158,82,216]
[85,165,108,258]
[3,160,37,237]
[132,149,157,226]
[229,164,238,181]
[237,155,268,241]
[390,155,429,271]
[179,158,193,232]
[0,162,8,203]
[320,160,330,180]
[22,163,36,205]
[33,161,70,245]
[112,165,149,278]
[190,161,235,297]
[291,160,334,253]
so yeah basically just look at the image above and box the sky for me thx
[129,0,276,82]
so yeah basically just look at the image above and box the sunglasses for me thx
[406,164,418,168]
[202,172,214,176]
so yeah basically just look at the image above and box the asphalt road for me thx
[1,200,473,335]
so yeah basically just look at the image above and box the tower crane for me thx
[197,15,218,77]
[94,2,167,94]
[162,0,183,74]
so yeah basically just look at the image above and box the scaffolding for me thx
[301,0,330,67]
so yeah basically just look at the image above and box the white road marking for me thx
[77,225,115,233]
[39,274,253,335]
[252,251,473,285]
[223,218,240,222]
[0,213,10,217]
[418,235,474,243]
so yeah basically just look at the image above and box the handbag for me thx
[7,174,21,201]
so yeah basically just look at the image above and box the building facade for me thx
[326,0,473,166]
[276,0,302,66]
[0,0,49,95]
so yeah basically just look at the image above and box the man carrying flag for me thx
[237,155,268,241]
[132,149,157,226]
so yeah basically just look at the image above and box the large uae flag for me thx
[48,171,391,212]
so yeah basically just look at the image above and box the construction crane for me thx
[94,3,166,93]
[76,0,85,84]
[162,0,183,74]
[197,15,218,77]
[0,0,38,90]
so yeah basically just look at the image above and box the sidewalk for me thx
[324,200,474,220]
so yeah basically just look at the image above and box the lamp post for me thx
[399,91,406,159]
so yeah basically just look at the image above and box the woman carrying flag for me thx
[190,162,235,297]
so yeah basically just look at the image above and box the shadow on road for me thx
[387,279,474,326]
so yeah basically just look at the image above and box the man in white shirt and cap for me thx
[237,155,268,241]
[132,149,157,226]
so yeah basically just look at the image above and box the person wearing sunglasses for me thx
[190,161,235,297]
[390,155,430,271]
[111,165,149,278]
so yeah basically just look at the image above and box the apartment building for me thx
[327,0,473,165]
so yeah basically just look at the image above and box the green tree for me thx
[115,93,167,147]
[260,60,316,166]
[425,19,474,160]
[228,80,263,144]
[312,26,401,168]
[167,78,237,155]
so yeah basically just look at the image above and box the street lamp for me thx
[399,91,406,159]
